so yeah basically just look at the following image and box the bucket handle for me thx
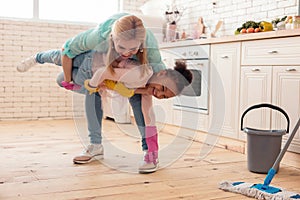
[241,103,290,133]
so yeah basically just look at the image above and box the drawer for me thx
[241,37,300,66]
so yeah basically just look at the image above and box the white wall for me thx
[122,0,147,13]
[0,19,95,120]
[174,0,299,36]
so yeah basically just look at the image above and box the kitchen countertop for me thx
[159,29,300,48]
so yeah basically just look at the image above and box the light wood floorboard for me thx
[0,119,299,200]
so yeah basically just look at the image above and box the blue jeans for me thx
[35,50,147,150]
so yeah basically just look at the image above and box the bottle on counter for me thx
[181,29,186,39]
[293,16,300,29]
[193,17,206,39]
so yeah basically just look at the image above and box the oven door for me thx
[173,59,209,114]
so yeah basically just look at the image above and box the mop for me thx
[219,116,300,200]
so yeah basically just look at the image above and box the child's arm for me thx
[134,87,153,95]
[62,54,73,83]
[90,61,153,88]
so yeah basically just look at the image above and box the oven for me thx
[160,44,210,114]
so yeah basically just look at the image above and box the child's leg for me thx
[35,49,62,65]
[36,49,92,68]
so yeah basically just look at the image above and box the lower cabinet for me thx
[239,66,273,141]
[240,65,300,153]
[210,42,241,139]
[272,66,300,153]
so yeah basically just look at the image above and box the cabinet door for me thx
[272,66,300,153]
[210,42,241,139]
[239,66,272,140]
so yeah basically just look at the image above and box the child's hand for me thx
[61,81,81,91]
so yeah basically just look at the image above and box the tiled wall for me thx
[0,18,95,120]
[128,0,299,38]
[123,0,147,13]
[173,0,299,37]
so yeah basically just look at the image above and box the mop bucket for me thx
[241,103,290,173]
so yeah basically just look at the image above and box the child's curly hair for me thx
[165,60,193,95]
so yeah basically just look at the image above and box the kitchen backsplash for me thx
[127,0,299,37]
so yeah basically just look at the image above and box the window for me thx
[0,0,33,19]
[39,0,120,23]
[0,0,120,23]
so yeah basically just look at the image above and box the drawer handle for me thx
[221,55,229,59]
[251,68,261,72]
[285,68,297,72]
[267,50,278,54]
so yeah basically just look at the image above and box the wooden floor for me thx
[0,119,299,200]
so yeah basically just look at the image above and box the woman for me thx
[17,13,171,173]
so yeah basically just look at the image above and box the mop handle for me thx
[272,116,300,170]
[264,116,300,187]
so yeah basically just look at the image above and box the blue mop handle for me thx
[263,168,276,187]
[263,116,300,187]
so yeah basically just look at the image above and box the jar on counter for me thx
[293,16,300,29]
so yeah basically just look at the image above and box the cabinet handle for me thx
[285,68,297,72]
[221,55,229,59]
[251,68,261,72]
[267,50,278,54]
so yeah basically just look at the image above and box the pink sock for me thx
[145,126,158,152]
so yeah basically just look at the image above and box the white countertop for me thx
[159,29,300,49]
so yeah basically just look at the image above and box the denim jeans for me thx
[35,49,147,150]
[129,94,147,151]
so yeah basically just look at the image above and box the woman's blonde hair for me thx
[107,15,148,75]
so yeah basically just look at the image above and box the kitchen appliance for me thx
[161,45,210,114]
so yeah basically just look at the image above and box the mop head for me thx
[219,181,300,200]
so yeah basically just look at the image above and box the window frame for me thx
[0,0,122,23]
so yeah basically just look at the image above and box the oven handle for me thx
[182,60,209,67]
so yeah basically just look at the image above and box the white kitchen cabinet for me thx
[241,37,300,66]
[272,66,300,153]
[239,66,272,140]
[210,42,241,139]
[240,37,300,153]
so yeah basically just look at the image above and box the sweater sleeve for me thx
[62,13,129,58]
[145,30,167,72]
